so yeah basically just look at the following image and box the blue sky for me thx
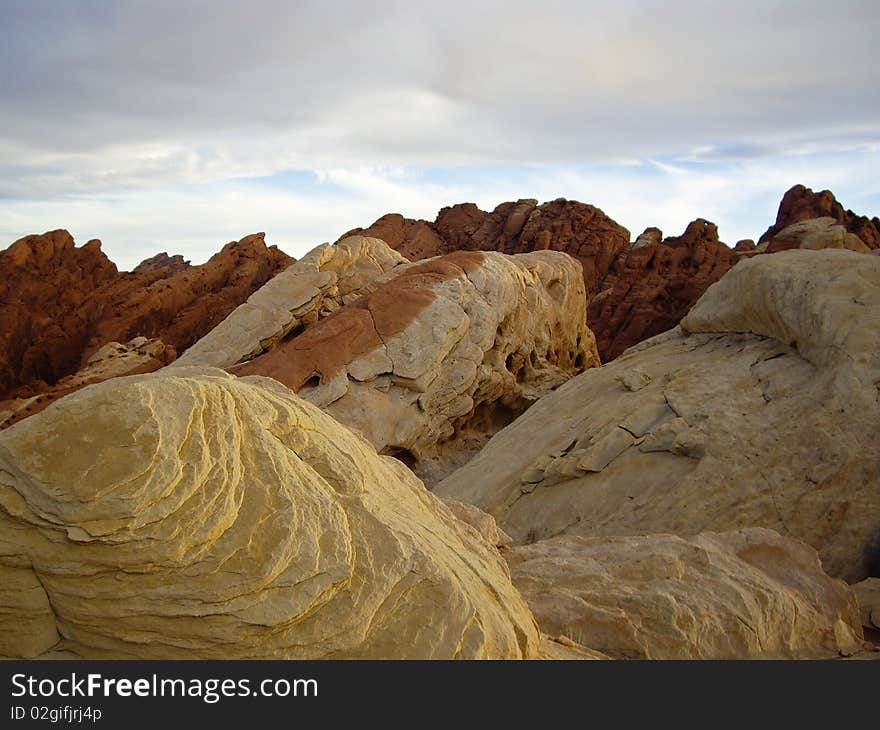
[1,1,878,269]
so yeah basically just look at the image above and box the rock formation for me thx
[174,236,408,370]
[230,247,598,483]
[755,217,871,255]
[0,230,292,404]
[0,368,540,659]
[758,184,880,249]
[342,188,880,362]
[587,219,739,360]
[0,336,173,429]
[342,202,738,360]
[342,198,632,298]
[852,578,880,642]
[506,529,865,659]
[436,249,880,581]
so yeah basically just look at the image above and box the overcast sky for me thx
[1,0,878,269]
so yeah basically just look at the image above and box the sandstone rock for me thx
[339,198,631,300]
[852,578,880,632]
[174,236,407,370]
[0,336,173,430]
[0,230,292,406]
[761,217,871,254]
[132,252,191,276]
[437,250,880,581]
[235,249,599,484]
[506,529,864,659]
[587,219,738,360]
[758,184,880,249]
[0,368,540,659]
[341,214,449,261]
[442,498,512,549]
[539,634,609,660]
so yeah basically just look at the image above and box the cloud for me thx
[0,0,878,263]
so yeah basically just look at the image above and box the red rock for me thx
[587,219,738,360]
[0,230,293,402]
[758,184,880,249]
[342,198,631,299]
[132,252,191,276]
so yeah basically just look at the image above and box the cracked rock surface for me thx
[437,250,880,581]
[0,368,540,659]
[173,236,408,370]
[232,246,599,484]
[506,528,865,659]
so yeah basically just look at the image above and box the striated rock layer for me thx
[758,184,880,249]
[0,230,292,403]
[174,236,408,370]
[507,529,864,659]
[437,250,880,581]
[0,368,540,660]
[233,247,599,483]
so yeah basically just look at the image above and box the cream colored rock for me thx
[236,249,599,485]
[0,368,540,659]
[539,634,609,660]
[437,250,880,580]
[852,578,880,632]
[770,217,871,253]
[507,528,864,659]
[442,498,512,549]
[173,236,408,369]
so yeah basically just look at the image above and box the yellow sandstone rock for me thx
[0,367,540,659]
[507,528,864,659]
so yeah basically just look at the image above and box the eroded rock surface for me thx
[174,236,407,370]
[0,368,540,659]
[0,337,173,430]
[758,184,880,249]
[234,248,598,483]
[0,230,292,405]
[588,219,738,360]
[507,529,864,659]
[437,250,880,580]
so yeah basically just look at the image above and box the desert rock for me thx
[758,184,880,249]
[0,368,540,659]
[234,249,599,483]
[174,236,407,370]
[507,529,864,659]
[0,230,292,406]
[437,250,880,580]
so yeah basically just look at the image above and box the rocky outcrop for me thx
[588,219,739,360]
[758,184,880,249]
[506,529,865,659]
[852,578,880,642]
[756,217,871,254]
[436,250,880,581]
[0,336,173,430]
[340,214,449,261]
[234,248,598,484]
[0,229,292,405]
[341,198,631,299]
[0,368,540,659]
[132,252,191,276]
[174,236,407,370]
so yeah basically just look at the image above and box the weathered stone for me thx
[173,236,406,369]
[0,368,540,659]
[507,529,864,659]
[437,250,880,581]
[235,249,599,484]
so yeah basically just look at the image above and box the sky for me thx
[1,0,879,270]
